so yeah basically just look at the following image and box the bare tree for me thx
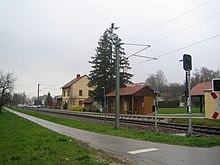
[145,70,167,90]
[163,83,185,101]
[0,71,16,113]
[191,67,220,87]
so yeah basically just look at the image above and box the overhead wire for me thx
[125,0,218,66]
[131,34,220,66]
[157,34,220,58]
[126,0,214,42]
[151,12,220,45]
[128,12,220,63]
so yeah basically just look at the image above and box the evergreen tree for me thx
[45,92,53,108]
[88,24,133,103]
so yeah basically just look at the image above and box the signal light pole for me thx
[181,54,193,136]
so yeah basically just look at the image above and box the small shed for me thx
[191,82,211,112]
[106,84,155,115]
[83,97,94,110]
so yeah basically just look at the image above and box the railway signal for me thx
[181,54,193,136]
[212,78,220,92]
[183,54,192,71]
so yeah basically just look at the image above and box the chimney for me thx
[76,74,80,78]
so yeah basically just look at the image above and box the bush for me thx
[70,106,84,111]
[63,103,68,110]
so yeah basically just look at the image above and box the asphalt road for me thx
[6,108,220,165]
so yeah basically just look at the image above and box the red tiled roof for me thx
[106,85,153,97]
[191,82,211,96]
[61,74,87,88]
[83,97,94,104]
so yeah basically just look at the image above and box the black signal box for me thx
[212,78,220,92]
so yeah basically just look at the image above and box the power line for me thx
[157,34,220,58]
[40,85,52,91]
[126,0,214,42]
[151,13,220,45]
[132,34,220,66]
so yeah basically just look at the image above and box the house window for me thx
[63,91,66,97]
[79,90,83,96]
[67,90,70,96]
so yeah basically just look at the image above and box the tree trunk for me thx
[0,105,2,113]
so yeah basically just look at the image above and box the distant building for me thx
[191,82,211,112]
[61,74,93,109]
[54,95,62,109]
[191,81,220,120]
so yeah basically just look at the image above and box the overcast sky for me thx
[0,0,219,97]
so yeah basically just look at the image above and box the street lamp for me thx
[102,87,106,124]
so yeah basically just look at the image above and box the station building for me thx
[106,84,155,115]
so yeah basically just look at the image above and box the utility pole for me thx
[22,92,25,110]
[115,39,120,129]
[110,23,120,129]
[37,84,40,111]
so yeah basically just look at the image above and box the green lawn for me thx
[0,110,124,165]
[158,107,201,114]
[11,108,220,148]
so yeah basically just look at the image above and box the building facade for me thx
[61,74,93,109]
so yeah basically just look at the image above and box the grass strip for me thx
[173,118,220,127]
[158,107,201,114]
[0,110,125,165]
[13,108,220,148]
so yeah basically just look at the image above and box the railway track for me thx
[29,108,220,136]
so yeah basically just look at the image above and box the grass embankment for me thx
[0,110,124,165]
[13,108,220,148]
[173,118,220,127]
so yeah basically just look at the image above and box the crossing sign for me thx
[210,92,220,119]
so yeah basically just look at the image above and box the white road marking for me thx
[128,148,159,154]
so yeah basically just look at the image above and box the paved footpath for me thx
[6,108,220,165]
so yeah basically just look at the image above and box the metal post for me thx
[22,92,25,110]
[187,70,193,135]
[115,39,120,129]
[155,80,159,131]
[37,84,40,111]
[102,87,106,124]
[185,71,189,112]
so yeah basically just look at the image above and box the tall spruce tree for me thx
[88,24,133,103]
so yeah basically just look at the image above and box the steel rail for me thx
[29,108,220,136]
